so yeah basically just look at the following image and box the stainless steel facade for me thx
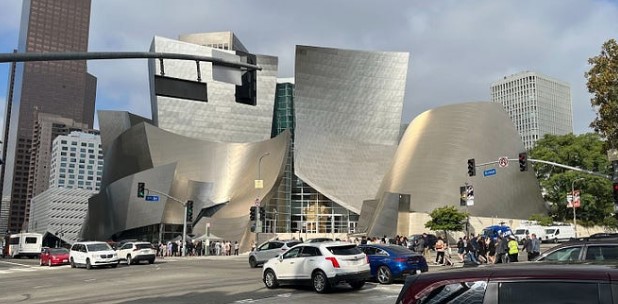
[293,45,409,214]
[82,111,290,250]
[148,35,278,143]
[360,102,547,237]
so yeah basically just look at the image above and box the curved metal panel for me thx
[377,102,546,220]
[294,45,409,213]
[148,36,278,143]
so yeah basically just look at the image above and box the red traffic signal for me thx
[613,183,618,205]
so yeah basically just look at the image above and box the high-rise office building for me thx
[491,71,572,150]
[0,0,96,234]
[48,131,103,191]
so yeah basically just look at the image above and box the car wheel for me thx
[70,258,76,268]
[48,260,52,267]
[249,256,258,268]
[148,258,154,264]
[40,259,44,266]
[377,266,393,284]
[350,281,365,290]
[86,258,92,270]
[312,270,330,293]
[553,238,558,243]
[264,269,279,289]
[127,255,132,265]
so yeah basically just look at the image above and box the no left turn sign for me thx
[498,156,509,168]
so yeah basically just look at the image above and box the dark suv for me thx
[396,263,618,304]
[535,234,618,262]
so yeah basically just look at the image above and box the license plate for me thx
[62,259,68,262]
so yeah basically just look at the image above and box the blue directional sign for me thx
[483,168,497,177]
[145,195,160,202]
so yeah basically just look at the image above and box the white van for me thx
[8,232,43,258]
[513,226,547,244]
[544,225,576,243]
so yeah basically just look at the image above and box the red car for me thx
[396,263,618,304]
[40,247,70,266]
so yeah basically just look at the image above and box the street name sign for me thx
[483,168,497,177]
[145,195,160,202]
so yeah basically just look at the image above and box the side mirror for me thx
[278,255,283,262]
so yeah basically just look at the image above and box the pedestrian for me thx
[477,236,488,263]
[435,236,445,265]
[507,235,519,262]
[523,234,534,261]
[234,241,239,255]
[415,236,426,256]
[456,237,465,262]
[530,233,541,260]
[251,241,256,252]
[496,234,509,263]
[487,237,496,264]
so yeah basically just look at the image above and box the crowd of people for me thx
[454,233,541,265]
[154,239,240,257]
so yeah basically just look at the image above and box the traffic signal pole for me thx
[138,187,190,257]
[473,158,612,180]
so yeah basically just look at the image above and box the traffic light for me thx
[259,207,265,221]
[519,152,528,171]
[186,200,194,222]
[613,183,618,205]
[467,159,476,177]
[250,206,257,221]
[137,182,145,198]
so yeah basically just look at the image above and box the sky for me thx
[0,0,617,135]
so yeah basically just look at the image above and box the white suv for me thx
[116,241,156,265]
[262,242,370,293]
[70,241,119,269]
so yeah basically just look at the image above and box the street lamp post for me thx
[572,177,585,238]
[256,152,270,239]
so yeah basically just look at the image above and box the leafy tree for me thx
[528,214,554,226]
[530,133,614,226]
[586,39,618,149]
[425,206,468,241]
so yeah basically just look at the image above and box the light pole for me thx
[255,152,270,240]
[571,177,584,238]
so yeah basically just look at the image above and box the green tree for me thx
[585,38,618,149]
[530,133,614,226]
[528,214,554,226]
[425,206,468,241]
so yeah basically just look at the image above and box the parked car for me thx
[116,241,156,265]
[40,247,70,266]
[535,235,618,262]
[396,263,618,304]
[69,241,119,269]
[262,242,370,293]
[481,224,513,240]
[358,244,428,284]
[544,224,576,243]
[248,239,302,268]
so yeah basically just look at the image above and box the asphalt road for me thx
[0,255,402,304]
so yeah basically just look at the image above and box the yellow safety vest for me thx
[508,240,519,255]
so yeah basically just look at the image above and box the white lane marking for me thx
[234,299,256,303]
[0,260,34,267]
[84,278,96,282]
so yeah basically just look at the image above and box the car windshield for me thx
[327,245,361,255]
[87,243,112,251]
[515,229,526,234]
[50,248,69,254]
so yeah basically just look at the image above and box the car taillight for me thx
[394,257,407,262]
[326,257,340,268]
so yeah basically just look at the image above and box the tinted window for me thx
[300,246,321,257]
[585,245,618,261]
[87,243,112,252]
[25,237,38,244]
[50,248,69,254]
[327,245,362,255]
[283,247,301,259]
[363,247,378,255]
[498,282,599,304]
[420,281,487,304]
[258,243,269,250]
[121,243,132,250]
[543,246,581,261]
[268,242,284,250]
[9,237,19,245]
[386,246,416,255]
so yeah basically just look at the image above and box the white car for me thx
[116,241,156,265]
[262,242,371,293]
[70,241,119,269]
